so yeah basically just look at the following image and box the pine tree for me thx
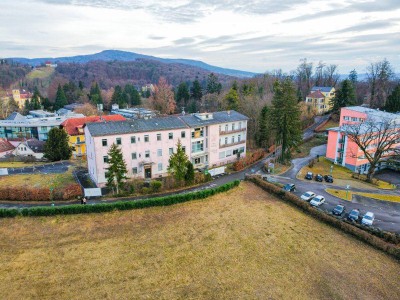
[168,140,189,185]
[30,87,41,110]
[191,79,202,101]
[112,85,127,108]
[330,79,356,113]
[44,127,73,161]
[184,161,195,184]
[89,82,103,105]
[105,143,128,194]
[206,73,222,94]
[176,82,190,107]
[385,84,400,112]
[270,78,302,163]
[224,86,239,110]
[54,84,68,110]
[257,105,270,148]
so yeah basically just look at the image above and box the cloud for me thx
[332,18,400,34]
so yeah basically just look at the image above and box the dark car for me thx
[347,209,360,222]
[283,183,296,192]
[305,172,313,180]
[324,175,334,183]
[332,205,346,216]
[315,174,323,182]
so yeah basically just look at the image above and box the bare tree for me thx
[295,58,313,101]
[366,59,394,108]
[314,61,325,86]
[323,64,340,87]
[149,77,176,114]
[343,117,400,181]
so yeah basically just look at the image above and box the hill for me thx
[55,59,236,89]
[9,50,257,78]
[0,182,399,299]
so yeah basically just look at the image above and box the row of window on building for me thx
[343,116,365,122]
[219,122,244,132]
[219,147,245,159]
[101,131,188,147]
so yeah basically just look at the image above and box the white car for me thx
[361,212,375,226]
[301,191,316,201]
[310,195,325,206]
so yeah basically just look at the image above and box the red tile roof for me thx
[61,115,126,135]
[306,90,325,98]
[0,138,15,153]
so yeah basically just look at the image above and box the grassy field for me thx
[327,188,400,203]
[0,169,76,189]
[0,161,49,168]
[26,67,55,80]
[316,119,339,132]
[0,182,399,299]
[292,134,327,159]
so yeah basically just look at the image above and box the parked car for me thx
[283,183,296,192]
[305,172,313,180]
[361,212,375,226]
[301,191,316,201]
[310,195,325,207]
[347,209,360,222]
[332,205,346,216]
[324,175,334,183]
[315,174,323,182]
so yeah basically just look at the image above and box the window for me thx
[231,136,235,144]
[182,146,186,153]
[238,134,241,142]
[232,123,235,130]
[77,137,81,143]
[225,137,228,145]
[192,140,204,153]
[131,152,137,159]
[103,156,109,163]
[157,149,162,157]
[41,126,47,131]
[191,128,204,138]
[145,150,150,158]
[233,149,239,155]
[169,147,173,155]
[102,139,107,147]
[351,117,358,121]
[181,131,186,138]
[219,151,225,159]
[225,124,228,131]
[131,136,136,143]
[226,150,232,157]
[169,132,173,140]
[343,116,350,121]
[144,135,149,142]
[132,167,138,174]
[116,137,121,145]
[157,133,161,141]
[194,157,201,164]
[158,163,163,171]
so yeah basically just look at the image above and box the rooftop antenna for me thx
[181,107,185,116]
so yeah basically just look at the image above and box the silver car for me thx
[301,191,316,201]
[361,212,375,226]
[310,195,325,206]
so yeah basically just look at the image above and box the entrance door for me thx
[144,166,152,179]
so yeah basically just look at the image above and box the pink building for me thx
[326,106,400,173]
[85,111,248,186]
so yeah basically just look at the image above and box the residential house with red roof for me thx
[61,115,125,158]
[305,86,335,115]
[0,138,16,158]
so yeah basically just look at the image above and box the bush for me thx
[233,149,265,171]
[150,180,162,192]
[247,176,400,260]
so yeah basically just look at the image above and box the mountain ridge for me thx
[8,50,257,78]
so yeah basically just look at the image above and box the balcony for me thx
[338,138,345,143]
[219,140,245,148]
[219,127,247,135]
[338,148,344,153]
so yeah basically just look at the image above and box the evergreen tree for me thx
[348,69,358,86]
[54,84,68,110]
[78,80,84,90]
[191,79,202,101]
[257,105,270,148]
[30,87,41,110]
[330,79,356,113]
[206,73,222,94]
[111,85,128,108]
[105,143,128,195]
[224,86,239,110]
[270,78,302,163]
[168,140,189,185]
[44,127,73,161]
[176,82,190,107]
[184,161,195,185]
[89,82,103,105]
[41,97,52,111]
[124,84,141,106]
[384,84,400,112]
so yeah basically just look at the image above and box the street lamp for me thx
[330,165,333,175]
[346,184,351,201]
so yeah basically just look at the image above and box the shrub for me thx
[233,149,265,171]
[150,180,162,192]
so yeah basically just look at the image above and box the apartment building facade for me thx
[85,110,248,186]
[326,106,400,173]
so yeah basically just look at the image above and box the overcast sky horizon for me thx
[1,0,399,74]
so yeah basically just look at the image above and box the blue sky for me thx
[1,0,399,73]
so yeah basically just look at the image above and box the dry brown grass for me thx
[0,182,399,299]
[0,170,76,189]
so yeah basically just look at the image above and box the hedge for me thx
[247,176,400,260]
[0,180,240,218]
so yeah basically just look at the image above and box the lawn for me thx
[0,182,399,299]
[0,169,76,189]
[26,67,55,80]
[0,161,48,168]
[292,134,327,159]
[316,119,339,132]
[326,188,400,203]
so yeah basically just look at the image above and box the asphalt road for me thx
[6,161,72,175]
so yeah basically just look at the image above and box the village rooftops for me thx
[343,106,400,120]
[61,115,126,135]
[311,86,334,92]
[179,111,248,127]
[306,90,325,98]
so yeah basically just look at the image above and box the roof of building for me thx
[86,116,189,137]
[306,90,325,98]
[0,138,15,153]
[26,139,45,153]
[85,110,249,137]
[343,106,400,121]
[6,112,25,121]
[311,86,334,93]
[179,111,249,127]
[0,114,85,127]
[61,115,126,135]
